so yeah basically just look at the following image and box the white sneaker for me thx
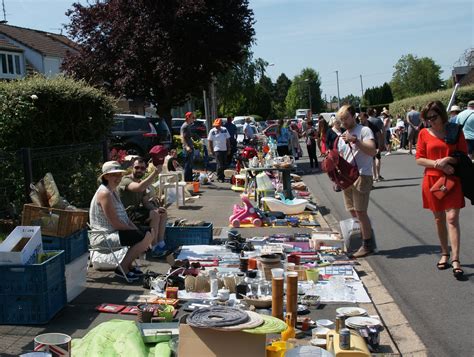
[384,152,391,156]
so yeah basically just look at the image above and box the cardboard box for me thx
[310,231,344,250]
[65,252,88,302]
[178,323,266,357]
[0,226,42,265]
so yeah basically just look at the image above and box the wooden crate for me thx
[21,204,88,238]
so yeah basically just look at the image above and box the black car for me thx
[109,114,172,157]
[171,118,208,139]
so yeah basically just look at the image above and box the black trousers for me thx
[215,150,227,180]
[307,143,318,168]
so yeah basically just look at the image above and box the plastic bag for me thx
[166,187,184,205]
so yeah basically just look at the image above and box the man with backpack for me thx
[337,105,377,258]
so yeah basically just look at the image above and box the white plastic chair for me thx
[87,224,133,283]
[157,173,186,208]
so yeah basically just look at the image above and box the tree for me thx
[215,52,267,116]
[285,68,324,117]
[63,0,255,124]
[455,47,474,67]
[273,73,292,118]
[390,54,443,100]
[363,82,393,106]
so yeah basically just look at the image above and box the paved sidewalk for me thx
[1,175,408,356]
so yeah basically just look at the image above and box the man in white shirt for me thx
[208,118,231,182]
[338,105,377,258]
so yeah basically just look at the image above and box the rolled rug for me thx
[243,314,287,334]
[187,306,249,328]
[212,311,264,331]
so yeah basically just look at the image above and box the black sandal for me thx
[436,253,450,270]
[451,260,464,280]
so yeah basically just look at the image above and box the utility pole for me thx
[359,74,364,112]
[335,70,340,109]
[304,79,312,111]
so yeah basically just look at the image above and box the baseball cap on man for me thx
[468,100,474,107]
[149,145,169,165]
[185,111,193,119]
[450,105,461,113]
[213,118,222,126]
[100,161,126,179]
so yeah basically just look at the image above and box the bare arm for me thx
[125,168,160,193]
[341,131,377,157]
[208,140,214,155]
[416,156,457,175]
[98,190,134,230]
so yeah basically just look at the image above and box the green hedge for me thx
[0,75,116,151]
[0,75,116,210]
[388,84,474,116]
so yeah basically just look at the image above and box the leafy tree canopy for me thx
[285,68,324,117]
[363,82,393,106]
[63,0,255,119]
[216,51,269,116]
[390,54,443,100]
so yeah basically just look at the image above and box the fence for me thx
[0,141,107,224]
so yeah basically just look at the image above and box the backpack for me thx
[321,137,359,190]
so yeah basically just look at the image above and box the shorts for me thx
[127,207,150,226]
[385,131,391,144]
[118,229,146,246]
[466,139,474,155]
[408,127,419,143]
[343,175,373,212]
[373,151,381,160]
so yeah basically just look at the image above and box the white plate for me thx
[310,338,327,347]
[316,319,334,328]
[345,316,381,327]
[312,326,330,337]
[336,307,367,317]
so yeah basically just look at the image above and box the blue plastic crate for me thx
[0,279,66,325]
[0,250,65,295]
[42,229,88,264]
[165,223,213,249]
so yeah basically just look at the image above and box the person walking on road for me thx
[289,123,302,159]
[407,105,421,155]
[304,118,319,171]
[317,116,329,157]
[181,111,196,182]
[276,119,291,156]
[243,117,255,145]
[367,108,385,181]
[382,110,392,156]
[208,118,231,183]
[415,100,468,280]
[224,116,238,164]
[337,105,377,258]
[455,100,474,159]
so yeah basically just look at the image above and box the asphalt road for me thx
[300,151,474,357]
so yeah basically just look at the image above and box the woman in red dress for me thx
[416,101,468,280]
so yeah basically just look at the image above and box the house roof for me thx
[0,38,23,52]
[0,23,77,58]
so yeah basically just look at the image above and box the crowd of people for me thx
[89,99,472,282]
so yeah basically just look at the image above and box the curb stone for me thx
[314,191,428,356]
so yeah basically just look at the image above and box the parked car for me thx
[109,114,172,157]
[171,118,208,139]
[262,124,278,138]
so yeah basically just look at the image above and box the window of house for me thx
[0,52,23,76]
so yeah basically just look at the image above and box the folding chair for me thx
[87,224,133,283]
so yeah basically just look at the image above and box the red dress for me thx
[416,128,468,211]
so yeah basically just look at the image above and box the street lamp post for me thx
[335,70,341,109]
[304,78,312,112]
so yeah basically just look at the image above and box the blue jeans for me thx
[183,149,194,182]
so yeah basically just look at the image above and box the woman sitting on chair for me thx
[89,161,153,282]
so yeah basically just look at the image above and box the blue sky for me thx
[3,0,473,98]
